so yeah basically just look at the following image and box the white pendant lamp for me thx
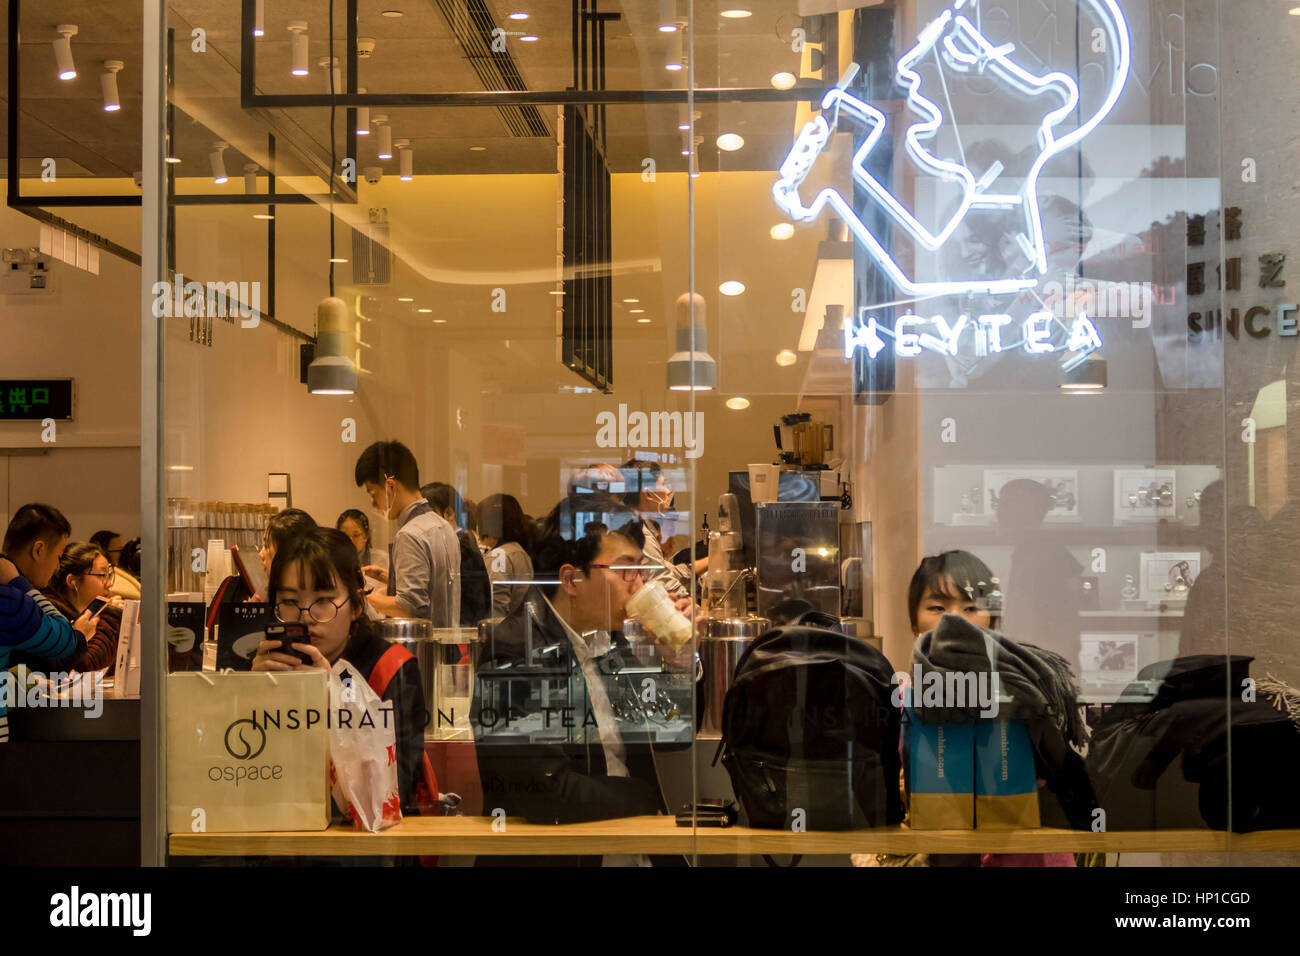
[308,297,358,395]
[667,292,716,391]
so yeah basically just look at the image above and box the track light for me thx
[665,28,684,71]
[319,56,340,92]
[356,87,369,135]
[210,141,228,185]
[53,24,78,81]
[374,115,392,160]
[253,0,264,36]
[288,21,309,76]
[658,0,678,32]
[243,163,259,193]
[100,61,123,112]
[395,140,413,180]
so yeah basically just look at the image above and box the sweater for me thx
[38,589,122,675]
[0,574,82,742]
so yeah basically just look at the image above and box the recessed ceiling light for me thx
[381,9,404,17]
[716,133,744,151]
[549,290,566,295]
[417,307,433,313]
[720,9,752,18]
[508,11,529,19]
[666,63,683,71]
[1290,6,1300,13]
[623,298,639,303]
[520,34,539,41]
[636,317,652,323]
[630,308,645,313]
[253,213,275,220]
[165,156,182,164]
[469,145,486,151]
[719,280,745,296]
[433,318,447,323]
[770,223,794,240]
[775,349,797,366]
[771,72,797,90]
[329,258,348,264]
[725,396,750,410]
[397,297,413,302]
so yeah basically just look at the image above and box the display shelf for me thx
[168,816,1300,857]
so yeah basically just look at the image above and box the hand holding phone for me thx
[266,622,314,666]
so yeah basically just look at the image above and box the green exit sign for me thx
[0,380,74,420]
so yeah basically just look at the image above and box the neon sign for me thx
[844,310,1103,360]
[772,0,1132,297]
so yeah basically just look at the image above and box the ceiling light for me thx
[288,21,309,76]
[355,87,370,134]
[775,349,797,366]
[720,9,752,18]
[417,308,433,313]
[636,318,652,324]
[658,0,679,31]
[719,280,745,296]
[677,105,700,131]
[320,56,341,92]
[253,213,275,220]
[716,133,744,151]
[665,28,684,70]
[165,156,182,164]
[509,12,529,20]
[209,141,228,184]
[1291,6,1300,13]
[53,25,78,80]
[243,163,259,193]
[630,308,645,313]
[469,145,486,151]
[548,290,566,296]
[433,318,447,324]
[771,71,797,90]
[667,292,716,391]
[328,257,348,263]
[770,223,794,240]
[623,298,639,303]
[726,397,751,410]
[100,60,124,112]
[253,0,264,36]
[374,115,392,159]
[520,34,539,42]
[397,297,414,302]
[308,297,357,395]
[381,10,404,17]
[396,140,413,180]
[1060,357,1108,391]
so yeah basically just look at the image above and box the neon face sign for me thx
[772,0,1132,298]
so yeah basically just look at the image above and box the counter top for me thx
[168,816,1300,857]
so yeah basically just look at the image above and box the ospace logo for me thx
[772,0,1131,296]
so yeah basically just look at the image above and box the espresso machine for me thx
[702,492,749,619]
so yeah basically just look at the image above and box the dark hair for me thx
[421,482,466,528]
[479,493,530,548]
[354,440,419,491]
[3,503,71,555]
[619,458,664,508]
[530,492,644,597]
[89,530,121,553]
[266,508,317,554]
[51,542,106,601]
[268,527,368,618]
[907,550,1002,632]
[335,508,371,547]
[463,498,479,535]
[118,538,142,577]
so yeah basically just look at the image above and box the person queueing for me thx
[421,482,491,628]
[477,492,534,618]
[41,543,123,674]
[336,508,387,573]
[354,441,460,626]
[0,504,83,742]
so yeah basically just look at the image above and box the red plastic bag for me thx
[327,660,402,831]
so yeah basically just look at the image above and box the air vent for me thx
[350,208,391,285]
[435,0,551,137]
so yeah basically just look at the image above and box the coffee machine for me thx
[702,492,750,619]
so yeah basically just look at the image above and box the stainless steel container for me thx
[698,616,769,739]
[379,620,481,739]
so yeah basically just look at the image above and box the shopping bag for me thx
[166,670,330,834]
[327,660,402,832]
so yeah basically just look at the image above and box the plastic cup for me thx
[625,580,693,651]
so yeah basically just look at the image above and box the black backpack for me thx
[718,613,905,830]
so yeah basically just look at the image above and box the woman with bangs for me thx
[251,526,432,816]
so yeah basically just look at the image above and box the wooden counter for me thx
[169,816,1300,857]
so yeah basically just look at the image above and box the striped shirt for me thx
[1,575,79,742]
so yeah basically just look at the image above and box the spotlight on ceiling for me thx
[716,133,744,151]
[770,223,794,240]
[253,0,264,36]
[665,28,684,70]
[209,141,229,185]
[658,0,679,31]
[100,60,124,112]
[288,21,309,76]
[771,71,797,90]
[374,115,392,160]
[53,24,78,81]
[719,280,745,296]
[726,397,751,410]
[319,56,341,92]
[775,349,797,367]
[396,140,413,180]
[243,163,259,193]
[356,87,370,134]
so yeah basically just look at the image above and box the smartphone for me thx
[86,598,109,616]
[266,622,313,666]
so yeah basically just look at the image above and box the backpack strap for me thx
[368,643,415,697]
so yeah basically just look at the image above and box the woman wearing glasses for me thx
[40,542,123,673]
[250,526,431,817]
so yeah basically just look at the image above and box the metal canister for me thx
[698,616,769,739]
[379,620,482,739]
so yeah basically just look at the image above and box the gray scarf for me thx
[911,613,1088,751]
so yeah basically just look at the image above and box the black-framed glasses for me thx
[587,562,652,583]
[85,568,116,586]
[274,595,350,624]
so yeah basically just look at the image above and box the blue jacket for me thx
[1,574,82,741]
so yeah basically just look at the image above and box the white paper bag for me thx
[166,670,330,834]
[326,660,402,832]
